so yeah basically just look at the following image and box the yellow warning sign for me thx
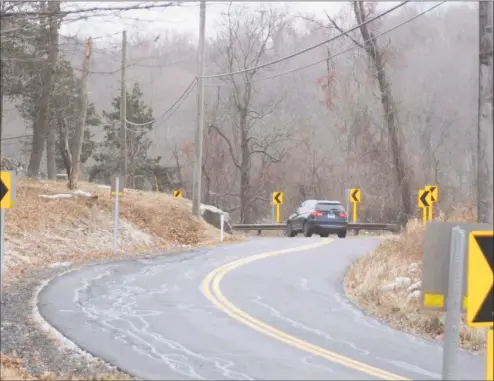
[467,230,493,328]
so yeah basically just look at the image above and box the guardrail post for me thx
[442,226,466,380]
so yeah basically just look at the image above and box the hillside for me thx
[2,178,239,284]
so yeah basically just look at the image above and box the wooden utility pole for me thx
[192,0,206,217]
[67,37,92,189]
[0,0,4,146]
[120,30,127,182]
[477,1,493,224]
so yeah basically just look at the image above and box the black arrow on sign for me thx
[430,186,436,202]
[274,192,282,204]
[351,189,359,202]
[0,178,8,202]
[472,235,493,324]
[420,190,430,208]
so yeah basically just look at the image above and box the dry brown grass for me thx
[344,206,488,353]
[3,179,241,282]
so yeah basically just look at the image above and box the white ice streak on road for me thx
[301,356,335,374]
[377,357,441,379]
[292,277,384,332]
[251,296,371,356]
[297,277,309,291]
[73,265,253,380]
[184,270,195,279]
[330,285,440,350]
[330,291,394,331]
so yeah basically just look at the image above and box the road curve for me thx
[38,237,484,380]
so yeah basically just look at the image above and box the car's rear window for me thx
[316,203,344,212]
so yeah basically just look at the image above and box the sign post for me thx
[111,176,122,255]
[155,175,159,192]
[418,188,432,224]
[425,185,438,221]
[345,188,350,223]
[220,214,224,242]
[0,208,5,295]
[173,190,183,198]
[442,226,466,380]
[0,171,16,296]
[272,191,284,223]
[349,188,360,223]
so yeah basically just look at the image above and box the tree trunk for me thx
[239,112,250,223]
[353,1,412,225]
[68,38,92,190]
[477,1,494,224]
[46,124,57,179]
[27,0,60,178]
[57,116,74,187]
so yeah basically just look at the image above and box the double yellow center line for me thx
[200,239,409,380]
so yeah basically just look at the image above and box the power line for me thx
[1,2,175,17]
[125,78,197,128]
[72,56,191,75]
[200,1,409,80]
[206,1,445,87]
[0,134,32,141]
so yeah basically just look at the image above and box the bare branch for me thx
[208,124,241,169]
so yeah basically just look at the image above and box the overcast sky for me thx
[60,1,356,43]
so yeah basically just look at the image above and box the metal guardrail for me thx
[232,223,401,235]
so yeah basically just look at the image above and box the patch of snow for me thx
[39,194,73,199]
[382,277,413,293]
[200,203,229,216]
[48,262,73,269]
[407,290,421,302]
[408,262,420,273]
[73,189,94,198]
[407,280,422,292]
[394,277,412,288]
[382,283,397,292]
[118,219,155,246]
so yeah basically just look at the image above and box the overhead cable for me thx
[206,1,445,87]
[200,1,409,79]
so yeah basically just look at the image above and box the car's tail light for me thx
[339,211,347,218]
[312,211,323,217]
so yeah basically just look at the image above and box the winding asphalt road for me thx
[38,237,485,380]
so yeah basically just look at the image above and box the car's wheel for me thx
[319,232,329,238]
[337,230,347,238]
[303,221,313,237]
[286,221,297,237]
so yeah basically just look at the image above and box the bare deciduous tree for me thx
[210,5,291,223]
[351,1,413,224]
[63,37,92,189]
[27,0,61,178]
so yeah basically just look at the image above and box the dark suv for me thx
[286,200,348,238]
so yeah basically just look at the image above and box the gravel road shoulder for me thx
[1,262,133,379]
